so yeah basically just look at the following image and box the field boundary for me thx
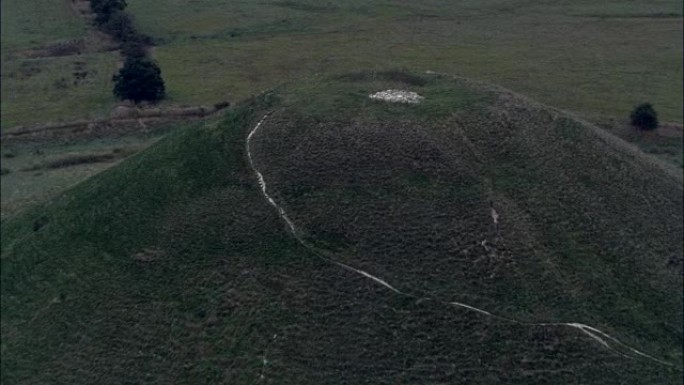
[1,104,229,140]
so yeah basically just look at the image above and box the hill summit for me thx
[2,71,682,384]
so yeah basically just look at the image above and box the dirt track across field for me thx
[1,104,228,142]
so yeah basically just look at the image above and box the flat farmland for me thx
[127,0,683,122]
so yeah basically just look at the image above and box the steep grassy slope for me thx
[2,72,682,384]
[0,121,187,219]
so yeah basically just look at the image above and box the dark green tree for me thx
[121,39,149,59]
[112,58,165,103]
[103,11,136,41]
[630,103,658,131]
[91,0,127,25]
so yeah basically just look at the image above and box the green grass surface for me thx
[0,0,86,52]
[595,119,684,168]
[0,127,175,219]
[2,72,681,383]
[1,52,120,128]
[0,0,122,128]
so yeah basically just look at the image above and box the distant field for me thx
[127,0,683,122]
[0,0,85,52]
[0,0,120,128]
[2,0,682,128]
[1,52,120,128]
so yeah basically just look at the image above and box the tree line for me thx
[90,0,165,103]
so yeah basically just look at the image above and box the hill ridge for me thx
[425,71,683,185]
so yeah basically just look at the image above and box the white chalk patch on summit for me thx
[369,90,424,104]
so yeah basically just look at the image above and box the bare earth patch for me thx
[369,89,424,104]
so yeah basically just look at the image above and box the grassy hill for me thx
[2,71,681,383]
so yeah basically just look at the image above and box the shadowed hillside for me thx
[2,71,682,384]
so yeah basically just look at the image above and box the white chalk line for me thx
[449,301,494,317]
[328,258,404,295]
[246,114,298,236]
[246,114,400,295]
[246,113,677,369]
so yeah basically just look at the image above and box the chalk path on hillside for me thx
[246,113,676,368]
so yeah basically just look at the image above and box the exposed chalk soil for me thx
[369,89,425,104]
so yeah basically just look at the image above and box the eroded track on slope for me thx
[246,113,676,368]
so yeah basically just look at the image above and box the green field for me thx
[0,0,120,128]
[1,71,681,383]
[1,0,682,128]
[1,52,120,128]
[129,0,683,122]
[0,0,86,52]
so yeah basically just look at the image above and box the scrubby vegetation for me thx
[88,0,164,103]
[90,0,127,25]
[112,57,165,103]
[631,103,659,130]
